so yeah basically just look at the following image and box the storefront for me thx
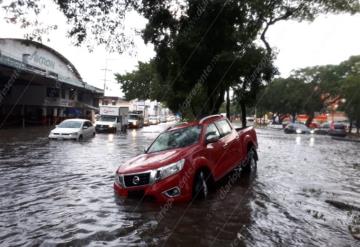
[0,38,103,127]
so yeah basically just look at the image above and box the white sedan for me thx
[49,119,96,141]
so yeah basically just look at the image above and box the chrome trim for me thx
[118,170,152,188]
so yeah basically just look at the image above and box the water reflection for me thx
[0,125,359,246]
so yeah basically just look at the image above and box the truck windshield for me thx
[129,114,141,120]
[147,126,202,153]
[100,116,117,122]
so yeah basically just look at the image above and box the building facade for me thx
[0,38,103,127]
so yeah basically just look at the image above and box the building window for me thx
[78,91,83,102]
[61,88,66,99]
[103,100,108,105]
[46,88,60,98]
[112,100,116,106]
[69,88,76,100]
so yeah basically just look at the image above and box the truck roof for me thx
[168,115,225,131]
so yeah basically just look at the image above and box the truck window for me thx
[205,123,220,139]
[215,120,232,137]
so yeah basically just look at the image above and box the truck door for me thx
[204,123,224,180]
[214,119,239,176]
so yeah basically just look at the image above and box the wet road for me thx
[0,124,359,246]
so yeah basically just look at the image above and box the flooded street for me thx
[0,124,359,246]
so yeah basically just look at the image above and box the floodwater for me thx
[0,124,359,246]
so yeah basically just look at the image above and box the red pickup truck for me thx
[114,115,258,203]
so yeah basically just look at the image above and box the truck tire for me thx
[193,171,208,199]
[243,148,257,173]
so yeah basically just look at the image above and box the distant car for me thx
[149,115,159,125]
[246,117,255,126]
[308,122,320,129]
[49,119,95,141]
[268,121,283,129]
[284,123,314,134]
[160,115,167,123]
[329,123,347,137]
[314,122,330,135]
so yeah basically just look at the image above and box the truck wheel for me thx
[243,148,257,173]
[193,171,208,199]
[78,135,83,141]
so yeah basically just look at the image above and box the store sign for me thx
[29,51,55,69]
[100,106,120,116]
[44,98,76,107]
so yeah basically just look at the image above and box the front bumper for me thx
[49,133,78,140]
[114,171,192,203]
[128,122,140,128]
[95,125,116,132]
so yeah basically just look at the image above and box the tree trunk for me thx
[240,101,246,128]
[348,119,353,134]
[291,112,296,123]
[211,89,225,115]
[226,88,230,120]
[305,112,314,127]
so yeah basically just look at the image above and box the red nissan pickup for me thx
[114,115,258,203]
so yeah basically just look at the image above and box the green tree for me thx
[115,61,156,101]
[342,77,360,134]
[5,1,359,121]
[258,77,323,125]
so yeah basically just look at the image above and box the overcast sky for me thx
[1,4,360,97]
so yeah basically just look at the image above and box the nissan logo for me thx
[132,176,140,185]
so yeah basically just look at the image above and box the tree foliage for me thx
[259,55,360,128]
[3,0,360,120]
[115,61,156,101]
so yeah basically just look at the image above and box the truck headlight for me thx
[155,159,185,181]
[109,124,114,128]
[296,129,302,134]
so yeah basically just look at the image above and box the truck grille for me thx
[96,125,108,129]
[124,172,150,187]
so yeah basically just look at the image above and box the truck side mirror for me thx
[144,146,148,153]
[206,135,219,144]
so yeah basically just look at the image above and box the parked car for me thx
[284,123,314,134]
[267,121,284,129]
[49,119,95,141]
[329,123,347,137]
[314,122,331,135]
[308,122,320,129]
[114,115,258,203]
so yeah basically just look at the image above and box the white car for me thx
[149,116,159,125]
[49,119,96,141]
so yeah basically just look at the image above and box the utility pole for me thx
[100,59,112,96]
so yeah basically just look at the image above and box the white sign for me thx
[100,106,120,116]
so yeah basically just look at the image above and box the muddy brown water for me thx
[0,124,359,246]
